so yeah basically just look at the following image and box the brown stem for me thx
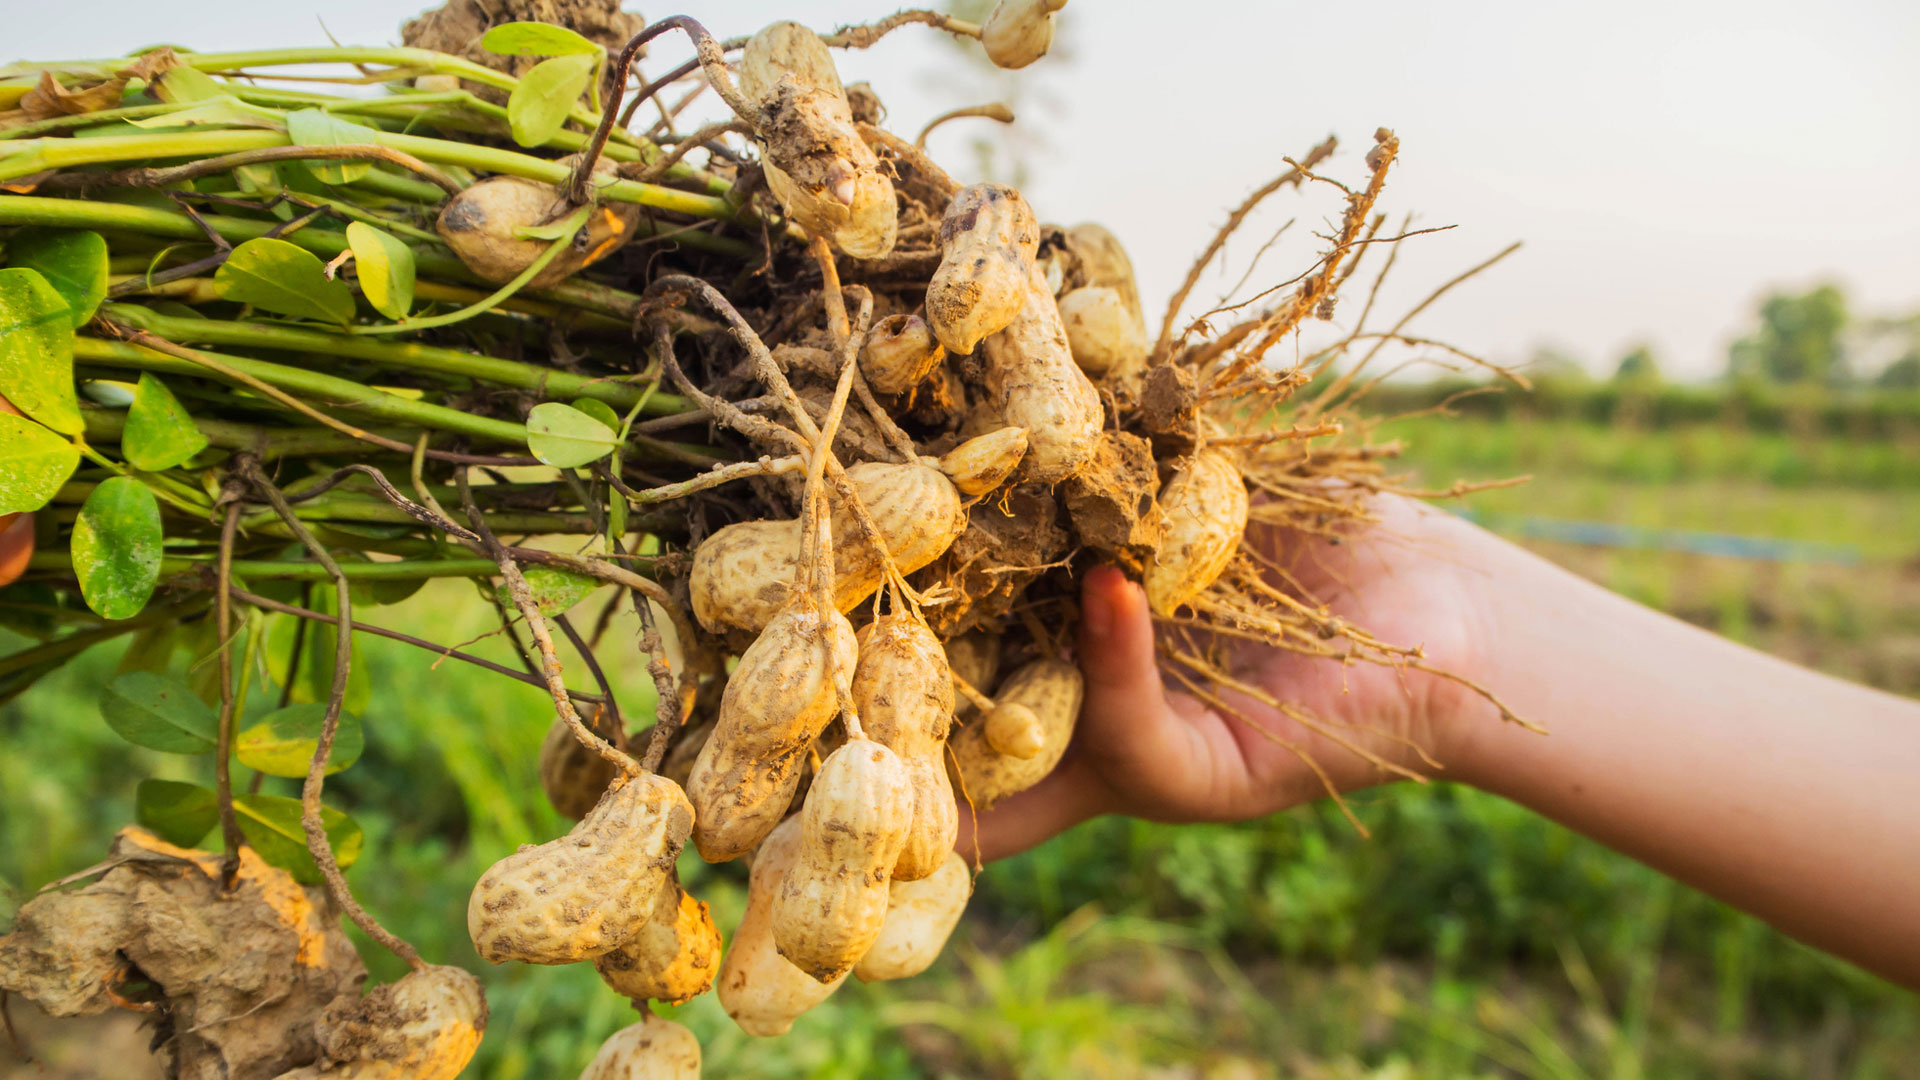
[555,613,621,735]
[213,500,245,869]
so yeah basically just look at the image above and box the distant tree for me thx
[1614,344,1661,384]
[1727,284,1850,385]
[1879,353,1920,389]
[1524,344,1589,383]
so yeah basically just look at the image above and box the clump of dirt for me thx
[1140,361,1198,442]
[922,484,1069,636]
[0,829,366,1080]
[401,0,647,102]
[1062,430,1164,572]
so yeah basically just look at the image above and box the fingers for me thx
[955,754,1109,863]
[1077,565,1163,729]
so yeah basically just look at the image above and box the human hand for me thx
[960,493,1514,861]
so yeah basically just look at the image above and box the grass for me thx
[3,415,1919,1078]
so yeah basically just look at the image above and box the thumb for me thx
[1077,564,1165,737]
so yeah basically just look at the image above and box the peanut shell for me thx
[717,817,847,1036]
[853,616,958,880]
[1144,450,1249,615]
[579,1015,701,1080]
[854,851,972,982]
[947,659,1082,809]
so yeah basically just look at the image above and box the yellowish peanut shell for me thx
[538,718,618,821]
[1065,222,1146,331]
[468,774,691,966]
[593,873,722,1005]
[686,598,858,862]
[853,616,958,881]
[860,313,945,395]
[1057,286,1148,379]
[944,631,1003,717]
[280,964,486,1080]
[854,851,972,982]
[981,264,1104,482]
[947,659,1082,809]
[771,740,915,982]
[983,702,1045,760]
[435,158,638,289]
[717,817,847,1036]
[1144,451,1250,615]
[926,183,1040,354]
[578,1015,701,1080]
[980,0,1069,69]
[937,427,1029,497]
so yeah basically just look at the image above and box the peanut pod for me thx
[1058,285,1148,379]
[593,871,722,1005]
[467,774,692,965]
[538,717,618,821]
[981,264,1105,483]
[926,183,1040,355]
[690,462,966,636]
[944,630,1003,717]
[717,817,847,1036]
[937,427,1029,497]
[771,740,915,982]
[273,965,486,1080]
[685,597,859,861]
[860,313,945,396]
[1065,222,1147,331]
[579,1015,701,1080]
[947,659,1083,809]
[853,615,958,881]
[979,0,1069,70]
[436,157,638,288]
[1144,450,1250,615]
[854,851,972,982]
[983,702,1045,760]
[740,21,897,258]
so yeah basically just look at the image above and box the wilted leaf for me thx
[101,670,216,753]
[481,21,603,56]
[0,413,81,514]
[135,779,218,847]
[215,238,355,325]
[0,267,81,434]
[236,703,363,778]
[123,372,209,471]
[506,53,596,148]
[285,108,381,186]
[525,401,617,467]
[234,793,363,883]
[344,221,415,321]
[6,228,108,328]
[72,476,163,619]
[497,563,598,617]
[149,65,222,104]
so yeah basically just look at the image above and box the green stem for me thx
[82,403,428,459]
[74,335,531,445]
[26,550,501,581]
[104,303,687,413]
[75,445,211,515]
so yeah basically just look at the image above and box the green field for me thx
[4,414,1918,1079]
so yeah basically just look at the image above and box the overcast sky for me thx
[11,0,1918,379]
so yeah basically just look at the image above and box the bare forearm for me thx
[1455,541,1920,986]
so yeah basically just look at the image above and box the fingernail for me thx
[1082,571,1113,639]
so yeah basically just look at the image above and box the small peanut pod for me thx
[938,427,1029,497]
[740,22,897,258]
[717,817,847,1036]
[860,313,945,395]
[468,773,692,966]
[278,965,486,1080]
[925,183,1041,355]
[983,702,1045,760]
[593,872,722,1005]
[771,740,915,982]
[1144,451,1250,615]
[1065,223,1147,332]
[579,1015,701,1080]
[689,462,967,636]
[854,851,972,983]
[946,659,1083,809]
[980,0,1069,69]
[686,598,859,862]
[944,631,1003,717]
[539,718,619,820]
[436,157,638,288]
[1058,286,1149,379]
[853,616,958,881]
[981,264,1105,483]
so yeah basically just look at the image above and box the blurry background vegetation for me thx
[4,279,1918,1079]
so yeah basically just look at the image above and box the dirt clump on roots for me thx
[0,829,367,1080]
[401,0,647,101]
[1062,430,1164,572]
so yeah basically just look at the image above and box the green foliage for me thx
[345,221,416,321]
[1612,342,1660,384]
[525,401,618,467]
[0,266,82,434]
[507,53,597,148]
[234,791,364,883]
[123,372,211,471]
[71,476,163,619]
[101,670,218,753]
[214,237,356,325]
[136,778,221,847]
[284,108,380,185]
[236,703,365,777]
[1878,352,1920,389]
[0,412,81,513]
[1728,282,1850,385]
[5,227,108,328]
[481,21,603,57]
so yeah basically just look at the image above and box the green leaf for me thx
[6,228,108,329]
[235,703,364,778]
[570,397,621,432]
[481,21,604,56]
[101,670,217,753]
[115,621,178,675]
[129,95,287,130]
[151,65,223,104]
[135,779,219,847]
[234,793,364,884]
[513,218,585,241]
[497,563,598,617]
[72,476,163,620]
[525,401,617,467]
[0,413,81,514]
[0,267,82,434]
[123,372,210,471]
[506,53,597,148]
[215,238,355,325]
[285,108,381,186]
[344,222,415,321]
[265,594,371,716]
